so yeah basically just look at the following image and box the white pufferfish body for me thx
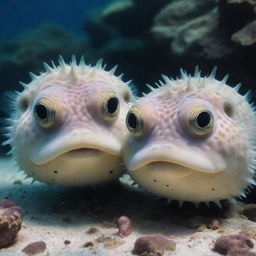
[124,68,256,206]
[3,56,134,186]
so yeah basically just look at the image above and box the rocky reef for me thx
[1,0,256,95]
[83,0,256,94]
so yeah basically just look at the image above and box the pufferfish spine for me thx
[2,55,135,186]
[124,66,256,207]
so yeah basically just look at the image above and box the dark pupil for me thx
[128,113,137,129]
[197,111,211,128]
[35,104,48,120]
[107,97,119,114]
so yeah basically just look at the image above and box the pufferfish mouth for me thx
[60,147,103,158]
[126,144,226,174]
[147,161,195,179]
[30,133,122,165]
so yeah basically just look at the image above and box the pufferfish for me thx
[3,56,134,186]
[124,67,256,206]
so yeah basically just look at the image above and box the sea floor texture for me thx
[0,157,255,256]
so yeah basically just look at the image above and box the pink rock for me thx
[0,199,22,248]
[213,234,254,255]
[117,216,132,238]
[133,234,176,254]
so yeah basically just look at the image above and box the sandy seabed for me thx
[0,157,255,256]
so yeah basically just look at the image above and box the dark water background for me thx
[1,0,256,154]
[0,0,108,43]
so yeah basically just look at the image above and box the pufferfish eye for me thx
[100,92,120,121]
[188,108,214,136]
[33,98,56,129]
[126,107,144,137]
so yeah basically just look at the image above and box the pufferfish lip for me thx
[59,147,103,158]
[126,144,226,174]
[64,148,100,155]
[30,133,122,165]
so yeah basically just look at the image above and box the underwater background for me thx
[1,1,256,255]
[1,0,256,144]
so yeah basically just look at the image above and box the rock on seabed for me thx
[0,199,22,248]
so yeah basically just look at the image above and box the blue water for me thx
[0,0,109,43]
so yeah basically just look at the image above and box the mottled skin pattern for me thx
[4,56,134,186]
[124,69,256,205]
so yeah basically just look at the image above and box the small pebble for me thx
[243,204,256,222]
[213,234,254,255]
[189,216,220,230]
[104,237,124,249]
[208,219,220,230]
[64,240,71,245]
[21,241,46,255]
[117,216,132,238]
[95,234,110,243]
[133,234,176,255]
[86,227,99,234]
[83,241,94,248]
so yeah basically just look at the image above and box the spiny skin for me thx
[124,68,256,205]
[4,56,134,186]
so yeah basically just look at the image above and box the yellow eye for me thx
[126,107,144,137]
[188,107,214,136]
[33,98,56,129]
[100,92,120,121]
